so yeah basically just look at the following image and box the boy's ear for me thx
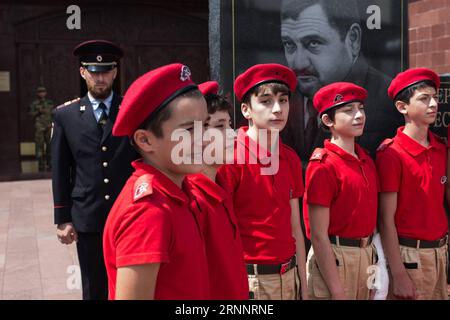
[321,113,334,129]
[395,100,408,115]
[133,129,157,153]
[241,103,252,120]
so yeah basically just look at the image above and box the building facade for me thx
[0,0,208,180]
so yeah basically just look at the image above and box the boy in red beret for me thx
[217,64,308,300]
[376,68,448,300]
[303,82,378,300]
[103,63,210,300]
[182,81,249,300]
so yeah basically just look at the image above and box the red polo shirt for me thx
[183,173,249,300]
[103,160,209,300]
[376,127,448,241]
[303,140,378,239]
[217,126,304,264]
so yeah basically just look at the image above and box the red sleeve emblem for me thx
[310,148,327,161]
[376,138,394,152]
[133,174,154,202]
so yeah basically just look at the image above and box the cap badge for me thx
[96,55,103,62]
[180,65,191,81]
[334,94,343,103]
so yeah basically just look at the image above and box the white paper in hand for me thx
[372,233,389,300]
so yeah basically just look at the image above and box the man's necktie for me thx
[304,99,318,155]
[98,102,108,126]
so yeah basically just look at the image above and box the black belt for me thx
[329,235,373,248]
[398,235,448,249]
[246,255,296,275]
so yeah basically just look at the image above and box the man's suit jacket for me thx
[51,93,138,233]
[281,93,329,169]
[281,55,403,163]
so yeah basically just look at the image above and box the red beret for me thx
[313,82,368,115]
[234,63,297,101]
[388,68,440,100]
[113,63,197,137]
[199,81,219,96]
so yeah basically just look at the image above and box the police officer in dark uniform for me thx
[51,40,138,300]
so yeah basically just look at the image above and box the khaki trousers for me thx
[247,267,300,300]
[307,244,377,300]
[388,244,448,300]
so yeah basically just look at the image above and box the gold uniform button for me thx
[102,146,107,151]
[104,178,109,184]
[103,162,108,167]
[104,195,110,200]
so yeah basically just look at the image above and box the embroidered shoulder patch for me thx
[433,133,447,145]
[133,174,154,202]
[376,138,394,152]
[310,148,327,161]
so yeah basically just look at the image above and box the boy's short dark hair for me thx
[394,80,437,104]
[241,82,291,106]
[205,94,233,118]
[132,88,202,149]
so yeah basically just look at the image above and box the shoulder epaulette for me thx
[56,97,80,109]
[310,148,328,161]
[133,174,154,202]
[432,133,447,145]
[376,138,394,152]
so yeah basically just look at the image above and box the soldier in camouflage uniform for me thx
[29,86,54,171]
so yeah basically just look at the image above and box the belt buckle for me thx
[280,261,289,274]
[360,237,369,248]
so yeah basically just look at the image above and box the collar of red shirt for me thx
[324,139,370,163]
[395,126,438,157]
[236,126,286,164]
[132,159,187,204]
[185,173,227,204]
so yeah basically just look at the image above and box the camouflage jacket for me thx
[29,98,54,128]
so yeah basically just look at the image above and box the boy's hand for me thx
[392,272,416,299]
[301,290,310,300]
[331,290,347,300]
